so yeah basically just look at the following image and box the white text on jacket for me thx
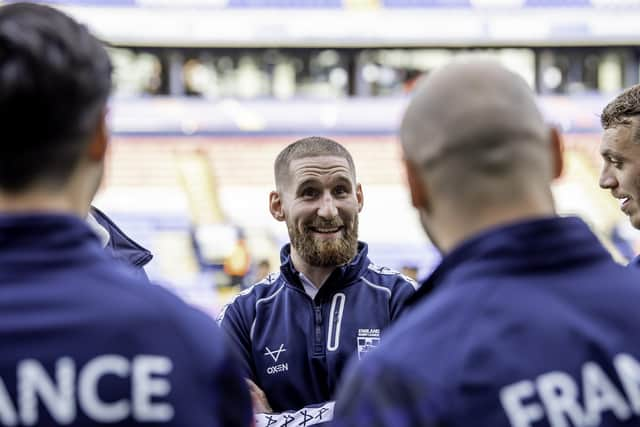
[0,355,173,425]
[501,353,640,427]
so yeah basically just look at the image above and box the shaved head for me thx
[400,60,561,251]
[401,60,552,206]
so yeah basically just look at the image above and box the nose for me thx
[599,167,617,190]
[317,192,338,219]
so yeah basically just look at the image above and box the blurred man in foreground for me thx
[218,136,416,426]
[332,60,640,426]
[599,84,640,265]
[0,3,251,425]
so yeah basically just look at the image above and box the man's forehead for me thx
[289,155,353,178]
[602,124,634,152]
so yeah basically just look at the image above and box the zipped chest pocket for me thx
[311,292,346,357]
[326,293,346,352]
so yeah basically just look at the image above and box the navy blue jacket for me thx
[333,217,640,427]
[89,206,152,281]
[218,242,417,416]
[0,213,251,426]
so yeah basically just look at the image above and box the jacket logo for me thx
[264,344,286,362]
[357,329,380,360]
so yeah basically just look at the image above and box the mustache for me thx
[305,219,345,229]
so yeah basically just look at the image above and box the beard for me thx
[288,215,359,267]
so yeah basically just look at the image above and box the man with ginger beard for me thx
[218,137,417,426]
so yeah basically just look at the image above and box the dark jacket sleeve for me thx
[389,276,418,321]
[333,357,440,427]
[218,298,256,381]
[212,333,254,427]
[160,289,253,427]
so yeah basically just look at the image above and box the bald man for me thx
[332,61,640,427]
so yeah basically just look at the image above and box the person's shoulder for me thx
[77,263,208,328]
[377,285,476,377]
[351,308,454,394]
[217,271,286,322]
[361,262,419,292]
[574,256,640,312]
[66,263,224,359]
[236,271,286,302]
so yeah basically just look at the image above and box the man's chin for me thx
[310,235,343,245]
[301,240,356,267]
[309,252,352,267]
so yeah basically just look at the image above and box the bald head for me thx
[401,60,554,206]
[402,60,547,167]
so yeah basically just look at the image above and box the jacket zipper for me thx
[313,303,324,357]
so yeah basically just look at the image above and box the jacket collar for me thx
[279,241,370,295]
[411,216,611,305]
[89,207,153,268]
[86,210,110,247]
[0,213,105,275]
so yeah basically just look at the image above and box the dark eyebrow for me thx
[332,175,354,186]
[295,178,321,192]
[600,149,620,159]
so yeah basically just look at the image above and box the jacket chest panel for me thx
[251,288,390,376]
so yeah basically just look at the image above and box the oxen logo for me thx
[264,344,286,363]
[264,344,288,375]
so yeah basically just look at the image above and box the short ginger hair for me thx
[274,136,356,190]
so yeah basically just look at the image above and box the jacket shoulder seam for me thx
[366,263,419,291]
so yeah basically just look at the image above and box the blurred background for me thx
[5,0,640,315]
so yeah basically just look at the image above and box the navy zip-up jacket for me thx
[89,206,153,281]
[333,216,640,427]
[0,214,251,426]
[218,242,416,424]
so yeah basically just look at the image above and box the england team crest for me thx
[357,328,380,359]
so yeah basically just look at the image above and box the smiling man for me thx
[599,85,640,238]
[218,137,417,426]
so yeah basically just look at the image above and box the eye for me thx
[301,187,318,199]
[607,156,623,169]
[333,185,349,196]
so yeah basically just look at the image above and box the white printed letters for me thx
[0,355,174,425]
[501,353,640,427]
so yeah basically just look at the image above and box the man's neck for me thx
[290,248,335,289]
[433,199,555,254]
[0,190,86,217]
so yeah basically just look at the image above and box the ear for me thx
[88,109,108,162]
[403,158,429,210]
[269,190,286,222]
[549,127,564,180]
[355,183,364,213]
